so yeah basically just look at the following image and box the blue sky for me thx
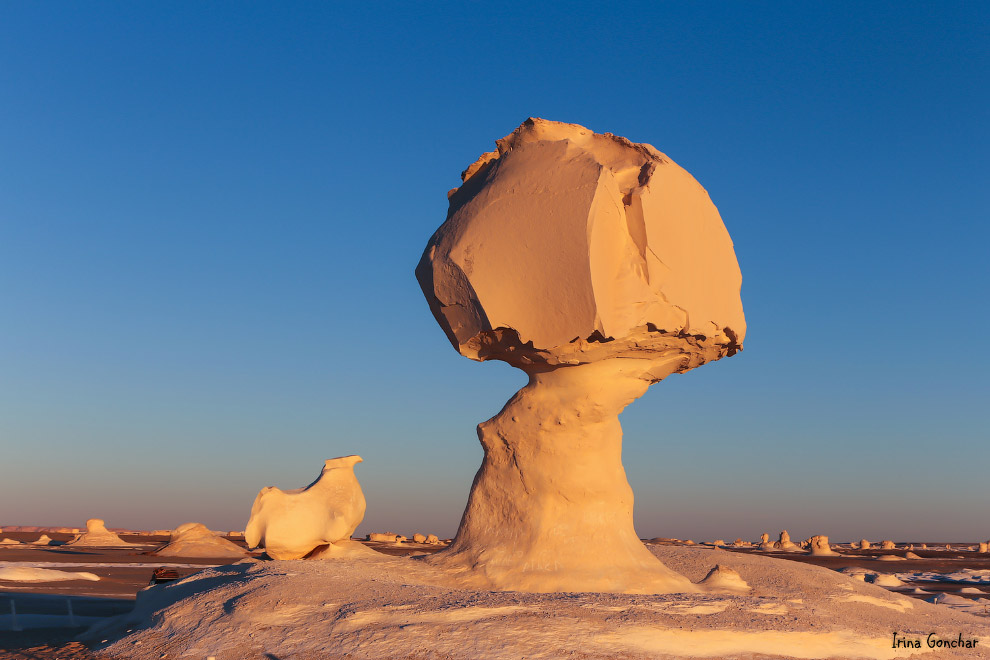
[1,2,987,541]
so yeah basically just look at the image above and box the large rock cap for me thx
[417,118,745,371]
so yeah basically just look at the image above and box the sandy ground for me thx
[0,535,986,659]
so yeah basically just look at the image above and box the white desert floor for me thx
[81,545,990,660]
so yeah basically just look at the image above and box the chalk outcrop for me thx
[65,519,135,547]
[417,118,745,594]
[758,533,775,551]
[154,523,249,558]
[30,534,54,545]
[858,539,871,550]
[807,535,839,556]
[698,565,751,593]
[979,542,988,553]
[776,530,800,552]
[880,540,896,550]
[245,456,367,560]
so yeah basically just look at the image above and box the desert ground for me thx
[1,529,987,659]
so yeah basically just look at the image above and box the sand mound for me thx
[29,534,55,545]
[153,523,249,558]
[0,538,22,545]
[65,518,136,547]
[0,566,100,582]
[81,546,989,660]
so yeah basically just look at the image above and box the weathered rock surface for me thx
[245,455,366,560]
[417,118,745,593]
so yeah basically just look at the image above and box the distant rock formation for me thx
[776,530,800,552]
[0,538,21,545]
[858,539,871,550]
[807,535,839,556]
[978,542,988,553]
[153,523,249,558]
[758,533,775,551]
[367,532,399,542]
[413,533,427,543]
[880,540,895,550]
[246,456,368,560]
[65,519,135,547]
[30,534,54,545]
[904,551,922,559]
[425,534,441,545]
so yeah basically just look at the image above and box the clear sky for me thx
[1,2,987,542]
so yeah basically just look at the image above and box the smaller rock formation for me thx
[154,523,249,558]
[871,574,904,587]
[246,456,367,560]
[367,532,399,542]
[776,530,800,552]
[30,534,54,545]
[880,540,895,550]
[978,542,988,553]
[412,533,427,543]
[0,538,21,545]
[807,535,839,556]
[758,533,775,551]
[65,519,135,547]
[425,534,441,545]
[698,565,750,593]
[859,539,871,550]
[904,551,922,559]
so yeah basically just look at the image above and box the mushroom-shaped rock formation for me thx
[65,519,135,547]
[154,523,249,558]
[758,533,775,551]
[416,118,745,594]
[245,456,367,560]
[859,539,871,550]
[808,535,839,556]
[880,540,896,550]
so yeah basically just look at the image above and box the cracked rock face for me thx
[417,117,745,372]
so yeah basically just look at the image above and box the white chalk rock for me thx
[871,573,904,587]
[758,533,776,551]
[30,534,54,545]
[859,539,871,550]
[412,533,427,543]
[699,565,751,593]
[0,538,21,545]
[978,542,988,553]
[416,118,745,594]
[425,534,441,545]
[367,532,399,542]
[777,530,801,552]
[807,535,839,556]
[904,551,922,559]
[154,523,248,558]
[880,540,896,549]
[65,519,135,547]
[245,455,366,560]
